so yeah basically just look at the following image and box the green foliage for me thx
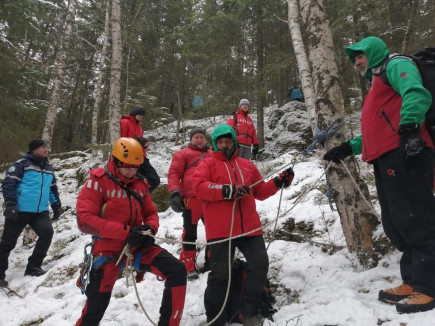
[0,0,433,159]
[151,184,170,212]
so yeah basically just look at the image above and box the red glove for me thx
[274,168,294,188]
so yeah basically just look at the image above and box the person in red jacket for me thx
[120,105,160,192]
[75,137,186,326]
[192,124,294,326]
[324,36,435,314]
[227,99,260,160]
[168,128,212,280]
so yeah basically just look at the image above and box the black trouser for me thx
[139,157,160,193]
[373,147,435,297]
[205,235,268,325]
[0,211,53,278]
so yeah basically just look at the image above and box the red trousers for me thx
[76,245,186,326]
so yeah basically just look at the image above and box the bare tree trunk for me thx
[92,1,110,149]
[286,0,316,130]
[255,3,265,149]
[299,0,378,267]
[42,0,77,148]
[175,92,182,145]
[402,0,419,54]
[108,0,123,144]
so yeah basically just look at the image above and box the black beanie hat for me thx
[189,128,206,140]
[28,139,46,153]
[130,105,145,116]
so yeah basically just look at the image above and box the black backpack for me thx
[226,259,276,323]
[376,48,435,143]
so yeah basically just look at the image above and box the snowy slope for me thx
[0,102,434,326]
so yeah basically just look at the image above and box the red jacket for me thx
[361,77,433,162]
[192,150,279,241]
[168,144,212,197]
[227,110,259,146]
[76,160,159,255]
[120,115,143,138]
[120,115,147,157]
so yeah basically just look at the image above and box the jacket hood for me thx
[237,108,250,115]
[345,36,389,76]
[211,124,238,152]
[121,115,138,123]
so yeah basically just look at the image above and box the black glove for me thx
[51,204,62,220]
[398,123,426,157]
[222,184,251,200]
[127,224,155,247]
[274,168,295,188]
[323,142,353,163]
[252,144,259,156]
[169,190,184,213]
[3,201,18,220]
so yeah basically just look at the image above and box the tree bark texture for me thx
[92,1,110,147]
[286,0,316,130]
[42,0,77,147]
[255,3,265,149]
[108,0,123,144]
[401,0,419,54]
[299,0,378,267]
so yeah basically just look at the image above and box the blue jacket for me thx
[2,154,61,213]
[289,87,304,100]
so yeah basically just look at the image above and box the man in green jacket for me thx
[324,36,435,314]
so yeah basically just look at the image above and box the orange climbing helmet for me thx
[111,137,144,166]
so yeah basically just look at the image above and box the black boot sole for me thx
[378,291,410,305]
[396,300,435,314]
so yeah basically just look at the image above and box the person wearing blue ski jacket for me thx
[0,139,61,288]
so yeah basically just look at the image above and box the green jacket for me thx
[345,36,431,155]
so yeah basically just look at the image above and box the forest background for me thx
[0,0,434,163]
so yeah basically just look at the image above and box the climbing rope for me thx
[303,118,345,211]
[115,144,335,324]
[116,240,159,326]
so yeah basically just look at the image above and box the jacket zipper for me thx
[380,110,396,132]
[227,160,244,234]
[37,167,44,213]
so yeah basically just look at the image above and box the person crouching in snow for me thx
[75,137,186,326]
[192,124,294,325]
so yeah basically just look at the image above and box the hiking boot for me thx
[378,283,413,304]
[396,292,435,314]
[0,279,8,288]
[242,314,264,326]
[187,270,199,281]
[24,265,47,277]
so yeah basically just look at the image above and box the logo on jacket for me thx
[7,166,15,173]
[386,168,395,176]
[400,72,408,78]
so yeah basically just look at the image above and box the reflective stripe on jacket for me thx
[76,160,159,255]
[227,110,259,146]
[2,154,60,213]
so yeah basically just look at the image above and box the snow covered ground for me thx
[1,103,434,326]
